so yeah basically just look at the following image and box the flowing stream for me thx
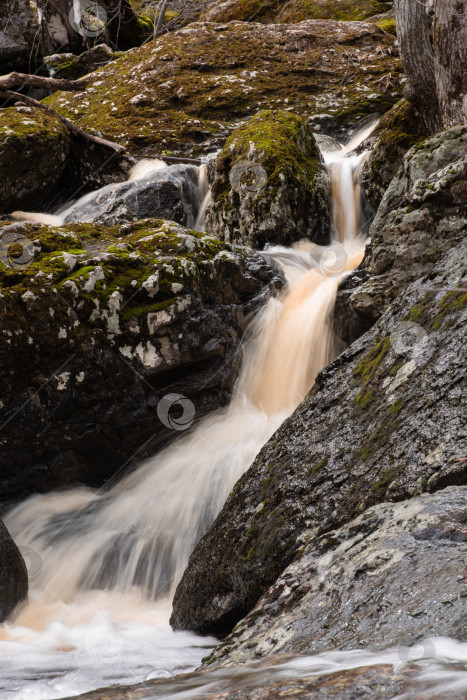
[1,128,466,699]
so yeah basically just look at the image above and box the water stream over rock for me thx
[1,127,465,699]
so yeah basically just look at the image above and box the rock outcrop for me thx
[0,0,41,74]
[0,220,282,502]
[46,19,402,157]
[0,520,28,622]
[360,99,426,210]
[201,0,393,23]
[203,487,467,666]
[335,123,467,344]
[205,110,330,249]
[64,164,203,228]
[171,238,467,634]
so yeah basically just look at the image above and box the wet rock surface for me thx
[335,124,467,344]
[203,487,467,666]
[46,19,402,156]
[64,164,203,228]
[0,519,28,622]
[0,220,282,502]
[205,110,330,249]
[171,239,467,635]
[63,664,409,700]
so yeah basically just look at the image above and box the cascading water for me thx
[3,126,464,700]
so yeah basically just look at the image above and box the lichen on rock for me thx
[0,219,283,502]
[45,19,402,157]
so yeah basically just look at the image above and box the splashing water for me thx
[10,159,209,229]
[5,124,459,700]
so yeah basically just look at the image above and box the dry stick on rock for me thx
[0,71,92,92]
[0,89,126,154]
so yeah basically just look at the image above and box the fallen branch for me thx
[0,90,126,154]
[0,71,91,92]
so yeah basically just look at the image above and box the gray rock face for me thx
[64,165,203,228]
[335,124,467,344]
[203,487,467,666]
[0,520,28,622]
[0,0,41,73]
[205,110,331,250]
[0,220,283,502]
[171,239,467,635]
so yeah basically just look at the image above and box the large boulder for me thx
[0,106,134,214]
[64,164,203,228]
[205,110,330,249]
[0,0,41,73]
[0,220,282,502]
[203,487,467,666]
[46,19,402,157]
[201,0,393,23]
[360,99,426,210]
[335,123,467,344]
[0,106,71,213]
[171,239,467,634]
[0,520,28,622]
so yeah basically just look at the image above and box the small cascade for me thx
[0,126,380,697]
[10,158,211,229]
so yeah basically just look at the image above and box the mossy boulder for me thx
[201,0,393,23]
[0,219,282,502]
[0,107,71,213]
[336,123,467,342]
[0,105,135,214]
[44,44,120,81]
[205,110,330,249]
[171,239,467,635]
[0,520,28,622]
[361,99,426,210]
[46,19,402,158]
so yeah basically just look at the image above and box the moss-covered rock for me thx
[44,44,120,81]
[361,99,426,209]
[0,107,71,213]
[45,19,402,157]
[0,219,282,501]
[205,110,330,248]
[201,0,393,23]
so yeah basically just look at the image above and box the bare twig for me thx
[0,71,91,92]
[0,90,125,154]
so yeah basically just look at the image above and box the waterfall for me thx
[0,130,372,697]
